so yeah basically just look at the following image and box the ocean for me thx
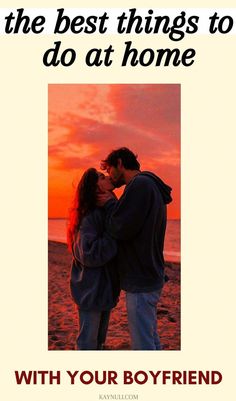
[48,219,180,263]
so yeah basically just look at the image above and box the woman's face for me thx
[97,172,115,192]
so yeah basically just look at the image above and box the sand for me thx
[48,240,180,350]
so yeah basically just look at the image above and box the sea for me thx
[48,219,180,263]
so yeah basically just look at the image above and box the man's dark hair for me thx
[101,147,140,170]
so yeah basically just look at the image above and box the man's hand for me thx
[96,191,116,207]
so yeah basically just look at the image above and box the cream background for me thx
[0,1,235,400]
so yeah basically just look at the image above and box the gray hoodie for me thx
[70,208,120,310]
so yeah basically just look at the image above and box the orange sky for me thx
[48,84,180,219]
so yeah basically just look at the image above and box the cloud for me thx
[48,84,180,218]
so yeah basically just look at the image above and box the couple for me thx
[68,147,172,350]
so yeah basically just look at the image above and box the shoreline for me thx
[48,240,180,350]
[48,239,180,265]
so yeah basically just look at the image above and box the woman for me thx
[67,168,120,350]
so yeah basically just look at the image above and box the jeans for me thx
[126,289,162,350]
[77,309,110,350]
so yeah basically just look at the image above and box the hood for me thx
[140,171,172,204]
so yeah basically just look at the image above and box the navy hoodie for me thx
[104,171,172,293]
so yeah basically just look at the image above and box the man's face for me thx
[106,164,125,188]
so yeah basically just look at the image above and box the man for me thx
[98,147,172,350]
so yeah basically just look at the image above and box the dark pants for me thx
[77,309,110,350]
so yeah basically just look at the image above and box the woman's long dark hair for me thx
[67,168,99,251]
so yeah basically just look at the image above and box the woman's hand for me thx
[96,191,117,207]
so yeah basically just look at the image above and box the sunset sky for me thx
[48,84,180,219]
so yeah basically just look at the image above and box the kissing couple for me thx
[68,147,172,350]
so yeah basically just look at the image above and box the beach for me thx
[48,240,180,350]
